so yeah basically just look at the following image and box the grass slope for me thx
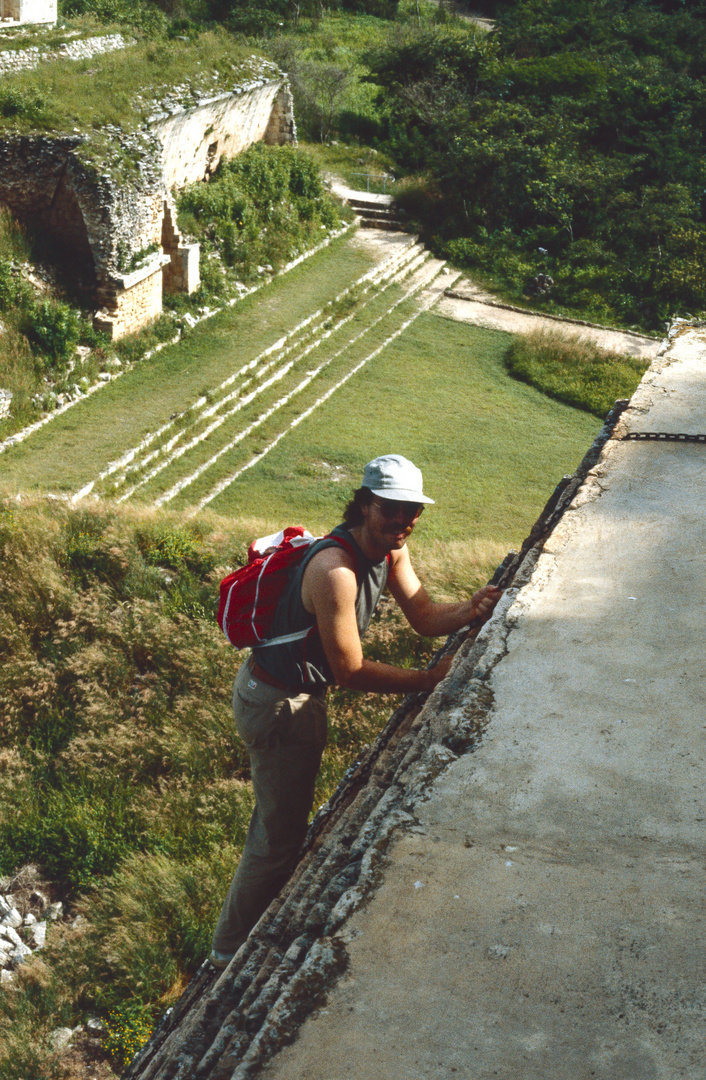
[0,310,601,1072]
[0,29,256,137]
[504,328,651,419]
[0,487,503,1078]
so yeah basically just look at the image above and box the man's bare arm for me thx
[301,548,448,693]
[387,545,502,637]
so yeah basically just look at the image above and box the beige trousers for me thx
[211,659,328,955]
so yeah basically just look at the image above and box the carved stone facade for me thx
[0,76,295,339]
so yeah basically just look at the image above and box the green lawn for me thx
[2,242,601,556]
[206,313,599,549]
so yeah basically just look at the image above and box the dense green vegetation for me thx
[148,0,705,333]
[176,143,344,286]
[0,210,106,432]
[10,0,699,338]
[368,0,706,330]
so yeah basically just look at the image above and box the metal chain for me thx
[622,432,706,443]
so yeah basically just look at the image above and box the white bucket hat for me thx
[361,454,435,504]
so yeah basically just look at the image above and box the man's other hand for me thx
[470,585,502,625]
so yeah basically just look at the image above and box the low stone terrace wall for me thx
[0,32,124,73]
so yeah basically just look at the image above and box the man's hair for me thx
[342,486,374,527]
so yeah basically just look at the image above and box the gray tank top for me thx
[251,524,389,692]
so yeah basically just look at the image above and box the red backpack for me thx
[217,526,356,650]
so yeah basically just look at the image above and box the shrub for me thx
[64,526,131,592]
[24,299,81,371]
[341,0,399,16]
[0,258,31,312]
[0,86,47,122]
[105,1005,153,1071]
[137,523,205,571]
[59,0,168,35]
[392,173,451,233]
[0,785,144,893]
[0,330,40,434]
[114,313,179,365]
[0,207,30,267]
[176,143,343,286]
[504,328,650,418]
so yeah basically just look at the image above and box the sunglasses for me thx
[371,498,424,523]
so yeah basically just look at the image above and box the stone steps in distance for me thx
[151,258,453,512]
[96,236,429,502]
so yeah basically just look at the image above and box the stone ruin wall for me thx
[154,81,296,190]
[0,134,112,292]
[0,132,170,339]
[0,76,296,339]
[99,77,295,339]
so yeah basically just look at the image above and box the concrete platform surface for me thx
[262,329,706,1080]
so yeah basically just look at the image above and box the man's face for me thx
[363,497,424,549]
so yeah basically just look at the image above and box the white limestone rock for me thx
[86,1016,108,1036]
[30,888,48,910]
[0,907,23,930]
[30,921,47,949]
[49,1027,75,1052]
[10,941,32,966]
[0,925,23,948]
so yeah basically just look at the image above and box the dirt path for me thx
[437,280,662,360]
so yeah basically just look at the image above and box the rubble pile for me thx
[0,869,62,986]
